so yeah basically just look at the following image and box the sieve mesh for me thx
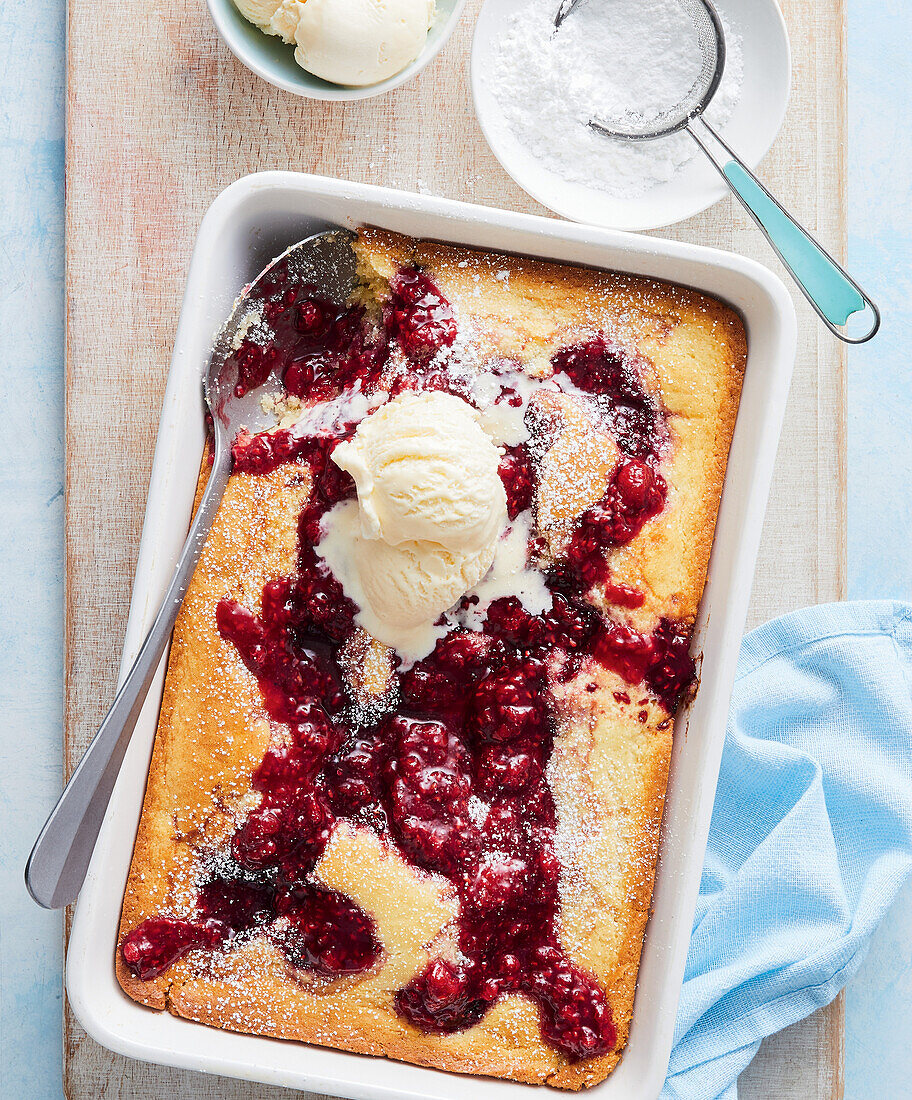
[581,0,726,140]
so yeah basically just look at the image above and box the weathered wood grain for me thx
[63,0,847,1094]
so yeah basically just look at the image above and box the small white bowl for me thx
[471,0,791,231]
[207,0,469,101]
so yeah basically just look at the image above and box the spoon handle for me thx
[25,440,232,909]
[687,116,880,344]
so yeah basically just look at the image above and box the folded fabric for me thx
[663,601,912,1100]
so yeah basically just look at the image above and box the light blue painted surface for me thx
[0,0,909,1095]
[0,0,66,1094]
[843,2,912,1098]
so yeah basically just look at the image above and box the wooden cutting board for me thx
[63,0,847,1095]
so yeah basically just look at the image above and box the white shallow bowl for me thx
[66,172,796,1100]
[207,0,468,101]
[471,0,791,231]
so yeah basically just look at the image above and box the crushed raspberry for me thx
[226,254,385,407]
[231,783,333,873]
[582,457,666,546]
[434,629,495,671]
[215,599,270,676]
[384,716,480,875]
[646,617,696,711]
[591,621,655,684]
[603,579,646,609]
[215,597,346,713]
[551,336,666,458]
[608,458,668,539]
[498,444,536,519]
[399,630,495,717]
[470,658,550,744]
[293,549,358,643]
[227,257,381,404]
[195,879,275,932]
[326,729,387,817]
[395,958,486,1034]
[385,267,457,360]
[551,458,667,595]
[297,307,374,400]
[482,595,598,661]
[524,397,563,458]
[120,916,226,980]
[283,306,384,402]
[295,298,327,334]
[543,593,600,650]
[311,445,356,507]
[263,286,299,323]
[593,617,696,712]
[273,885,380,976]
[483,596,546,650]
[231,428,306,475]
[398,658,465,716]
[528,945,617,1060]
[233,340,285,398]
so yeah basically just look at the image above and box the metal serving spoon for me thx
[25,228,359,910]
[556,0,880,344]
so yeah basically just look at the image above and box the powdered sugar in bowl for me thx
[471,0,790,231]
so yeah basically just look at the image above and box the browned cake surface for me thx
[117,227,746,1089]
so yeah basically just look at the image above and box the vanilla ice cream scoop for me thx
[332,391,507,553]
[233,0,434,87]
[317,502,497,658]
[317,392,509,659]
[356,538,495,632]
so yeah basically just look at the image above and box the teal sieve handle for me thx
[724,161,862,325]
[688,117,880,343]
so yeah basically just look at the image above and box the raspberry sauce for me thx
[121,265,696,1064]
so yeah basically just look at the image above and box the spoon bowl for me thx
[206,227,360,462]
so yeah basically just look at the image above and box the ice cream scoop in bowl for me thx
[208,0,469,100]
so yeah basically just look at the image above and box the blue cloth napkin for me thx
[663,601,912,1100]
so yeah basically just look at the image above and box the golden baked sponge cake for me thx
[117,227,746,1090]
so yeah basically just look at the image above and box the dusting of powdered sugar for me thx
[489,0,744,197]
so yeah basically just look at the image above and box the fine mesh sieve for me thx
[556,0,880,343]
[587,0,727,140]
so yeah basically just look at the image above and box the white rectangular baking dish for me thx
[66,171,796,1100]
